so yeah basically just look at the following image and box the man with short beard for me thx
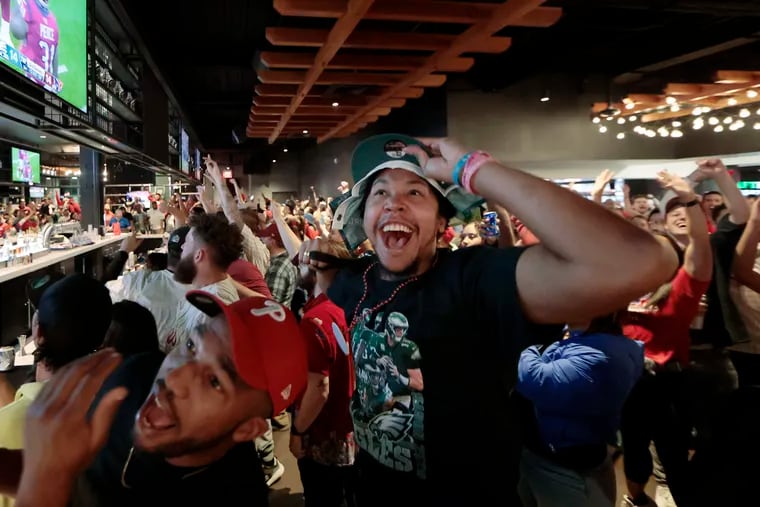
[6,294,307,507]
[301,134,678,506]
[164,213,242,352]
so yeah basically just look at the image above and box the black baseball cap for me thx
[167,226,190,257]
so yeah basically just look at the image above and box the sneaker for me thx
[271,411,290,431]
[621,495,657,507]
[263,459,285,488]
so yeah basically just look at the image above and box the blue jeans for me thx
[518,448,616,507]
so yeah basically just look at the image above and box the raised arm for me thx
[591,169,613,205]
[658,170,712,282]
[406,138,677,324]
[694,158,750,225]
[203,156,242,225]
[733,199,760,292]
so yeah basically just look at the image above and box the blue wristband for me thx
[452,153,470,187]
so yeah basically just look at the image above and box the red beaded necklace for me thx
[348,256,436,334]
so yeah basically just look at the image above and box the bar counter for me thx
[0,233,166,351]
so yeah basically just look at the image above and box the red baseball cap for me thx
[256,223,283,245]
[185,291,307,415]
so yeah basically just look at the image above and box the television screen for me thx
[180,129,189,173]
[29,186,44,198]
[0,0,88,112]
[11,147,41,184]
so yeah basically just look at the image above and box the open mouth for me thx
[138,392,177,432]
[380,222,414,250]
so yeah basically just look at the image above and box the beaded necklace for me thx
[347,256,436,334]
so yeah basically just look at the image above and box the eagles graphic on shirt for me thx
[351,310,426,478]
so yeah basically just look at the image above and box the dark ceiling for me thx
[123,0,760,150]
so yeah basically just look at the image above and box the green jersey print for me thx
[351,310,426,478]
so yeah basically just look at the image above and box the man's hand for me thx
[657,170,697,203]
[694,158,728,182]
[119,231,143,253]
[22,350,127,488]
[592,169,614,197]
[203,155,223,184]
[403,137,469,184]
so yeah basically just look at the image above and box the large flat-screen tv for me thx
[29,186,44,198]
[0,0,88,112]
[11,147,41,184]
[180,128,189,173]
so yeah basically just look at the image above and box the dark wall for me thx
[289,87,448,198]
[107,161,155,185]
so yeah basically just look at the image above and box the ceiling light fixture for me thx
[331,102,339,107]
[39,135,47,139]
[302,129,309,134]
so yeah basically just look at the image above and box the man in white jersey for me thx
[165,212,242,351]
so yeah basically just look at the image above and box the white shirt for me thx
[165,276,239,353]
[241,224,270,275]
[107,269,189,351]
[147,209,164,231]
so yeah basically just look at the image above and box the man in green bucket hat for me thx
[300,133,677,506]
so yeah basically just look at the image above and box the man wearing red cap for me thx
[258,222,298,308]
[6,295,308,507]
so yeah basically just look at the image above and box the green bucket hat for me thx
[332,134,484,250]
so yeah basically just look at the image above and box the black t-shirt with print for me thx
[701,215,749,347]
[328,246,559,504]
[71,352,268,507]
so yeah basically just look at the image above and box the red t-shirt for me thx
[226,259,272,298]
[621,268,709,366]
[299,294,355,464]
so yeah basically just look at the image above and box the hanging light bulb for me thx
[625,102,635,110]
[740,109,751,118]
[628,115,638,122]
[747,89,759,99]
[714,125,724,133]
[692,107,703,116]
[728,98,738,106]
[672,121,682,128]
[692,119,704,130]
[592,117,601,124]
[599,126,608,133]
[670,104,680,112]
[665,96,677,105]
[671,129,683,138]
[617,117,626,125]
[708,117,719,125]
[753,122,760,130]
[724,117,733,124]
[616,132,626,140]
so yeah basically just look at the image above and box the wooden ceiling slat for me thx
[265,27,512,53]
[714,70,760,84]
[254,84,424,100]
[250,117,346,124]
[252,106,351,116]
[258,69,446,87]
[664,81,760,99]
[253,95,406,109]
[260,52,475,72]
[268,0,375,143]
[318,0,548,143]
[273,0,562,27]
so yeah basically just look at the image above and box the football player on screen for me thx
[10,0,59,80]
[0,0,14,48]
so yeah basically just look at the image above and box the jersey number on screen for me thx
[39,41,57,74]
